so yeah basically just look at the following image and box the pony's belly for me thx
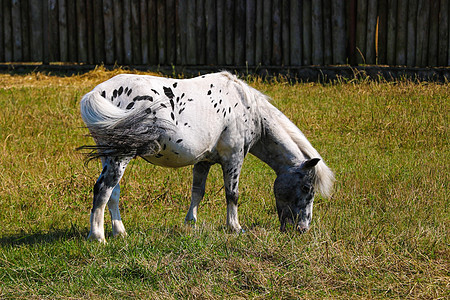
[142,143,211,168]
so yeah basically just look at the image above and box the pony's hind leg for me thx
[107,183,127,237]
[88,156,132,242]
[221,156,244,233]
[185,162,213,225]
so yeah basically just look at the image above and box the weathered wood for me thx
[255,0,263,64]
[94,0,105,63]
[123,0,133,64]
[11,0,22,62]
[58,0,68,62]
[204,0,216,65]
[196,0,206,65]
[331,0,346,64]
[186,0,196,64]
[235,0,245,65]
[386,0,397,65]
[176,0,187,65]
[272,0,282,66]
[428,0,439,66]
[30,1,43,62]
[302,0,312,65]
[0,0,3,61]
[216,0,225,65]
[166,0,176,64]
[75,0,88,63]
[262,0,272,65]
[42,0,49,64]
[311,0,323,65]
[406,0,417,66]
[394,0,407,65]
[365,0,377,65]
[157,0,166,64]
[290,0,302,65]
[66,0,77,62]
[281,0,290,65]
[148,0,158,65]
[416,0,430,66]
[131,0,142,64]
[246,0,256,66]
[4,0,12,62]
[323,0,332,65]
[85,1,94,64]
[377,0,388,64]
[140,0,148,64]
[438,0,449,66]
[356,0,367,64]
[104,0,115,64]
[20,0,30,61]
[225,0,234,65]
[113,0,124,64]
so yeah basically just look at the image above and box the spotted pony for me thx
[79,72,334,242]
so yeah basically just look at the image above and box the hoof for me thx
[87,232,106,243]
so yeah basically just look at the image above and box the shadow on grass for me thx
[0,225,89,247]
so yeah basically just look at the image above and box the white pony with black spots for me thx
[79,71,334,242]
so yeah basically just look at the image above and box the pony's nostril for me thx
[296,225,309,233]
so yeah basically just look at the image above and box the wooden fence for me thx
[0,0,448,67]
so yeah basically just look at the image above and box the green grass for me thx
[0,69,448,299]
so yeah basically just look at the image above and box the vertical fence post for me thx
[235,0,246,65]
[272,0,282,66]
[303,0,312,65]
[290,0,302,66]
[196,0,206,65]
[255,0,263,65]
[113,1,124,64]
[217,0,225,65]
[356,0,367,64]
[322,0,332,65]
[104,0,115,65]
[281,0,290,65]
[416,0,430,67]
[331,0,346,65]
[386,0,397,65]
[428,0,439,66]
[148,0,158,65]
[395,0,407,65]
[406,0,417,66]
[311,0,323,65]
[246,0,256,66]
[206,0,218,65]
[225,0,235,65]
[366,0,378,65]
[4,0,12,62]
[438,0,449,66]
[11,0,22,62]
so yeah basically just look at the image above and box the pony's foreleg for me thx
[221,158,244,232]
[88,157,131,242]
[185,162,212,225]
[107,183,127,237]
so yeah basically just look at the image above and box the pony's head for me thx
[273,158,320,233]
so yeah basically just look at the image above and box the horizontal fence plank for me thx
[0,0,448,67]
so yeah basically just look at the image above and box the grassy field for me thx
[0,68,448,299]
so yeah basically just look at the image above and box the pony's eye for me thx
[301,185,312,194]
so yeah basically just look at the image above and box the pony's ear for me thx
[302,158,321,170]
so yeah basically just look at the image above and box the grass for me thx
[0,67,448,299]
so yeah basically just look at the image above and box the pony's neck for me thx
[250,116,306,175]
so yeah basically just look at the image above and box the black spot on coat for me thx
[118,86,123,96]
[101,91,106,98]
[126,102,135,109]
[127,89,132,96]
[164,87,175,99]
[173,82,178,88]
[151,89,159,95]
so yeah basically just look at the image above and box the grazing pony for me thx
[79,72,334,242]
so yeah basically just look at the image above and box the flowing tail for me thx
[78,90,171,159]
